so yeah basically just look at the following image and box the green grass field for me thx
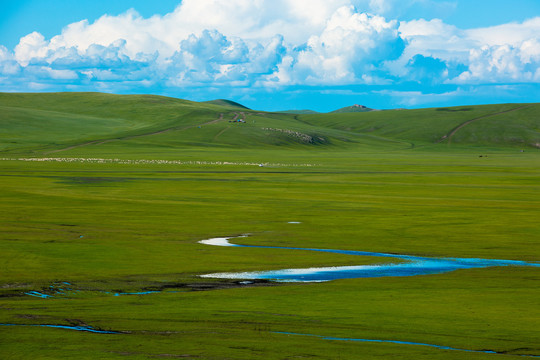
[1,93,539,359]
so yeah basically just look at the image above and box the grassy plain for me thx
[1,93,539,359]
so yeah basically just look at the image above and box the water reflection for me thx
[199,236,540,282]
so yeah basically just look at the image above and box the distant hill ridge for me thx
[1,92,539,152]
[204,99,375,113]
[277,104,375,114]
[203,99,250,110]
[330,104,374,113]
[276,110,320,114]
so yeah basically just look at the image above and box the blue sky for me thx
[0,0,539,111]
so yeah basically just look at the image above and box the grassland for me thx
[1,93,539,359]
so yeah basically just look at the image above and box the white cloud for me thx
[170,0,352,44]
[0,45,11,61]
[14,32,50,66]
[0,46,20,76]
[46,11,171,60]
[374,86,490,107]
[398,16,540,83]
[167,30,286,86]
[35,0,350,62]
[466,17,540,47]
[46,68,79,80]
[399,19,471,61]
[1,1,539,94]
[456,40,540,83]
[280,6,405,84]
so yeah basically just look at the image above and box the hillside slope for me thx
[1,93,539,157]
[301,103,540,148]
[203,99,250,109]
[330,104,374,113]
[0,93,382,156]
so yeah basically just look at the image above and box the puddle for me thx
[199,236,540,282]
[23,281,166,299]
[24,282,75,299]
[0,323,121,334]
[199,236,246,247]
[25,291,53,299]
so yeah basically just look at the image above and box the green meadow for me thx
[1,93,539,359]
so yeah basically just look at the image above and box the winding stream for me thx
[199,235,540,282]
[4,235,539,357]
[273,332,540,358]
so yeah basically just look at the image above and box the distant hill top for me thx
[330,104,375,113]
[276,110,320,114]
[1,92,539,152]
[203,99,250,110]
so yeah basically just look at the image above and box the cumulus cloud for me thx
[2,2,407,90]
[399,19,472,62]
[466,17,540,47]
[167,30,286,86]
[0,46,20,76]
[14,32,50,66]
[456,40,540,83]
[398,16,540,84]
[278,7,405,85]
[0,0,539,98]
[170,0,360,44]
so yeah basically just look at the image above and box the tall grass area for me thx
[1,93,539,359]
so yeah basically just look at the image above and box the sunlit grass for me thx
[1,93,539,359]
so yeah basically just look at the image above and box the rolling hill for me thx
[0,92,539,157]
[300,103,540,148]
[202,99,251,109]
[330,104,375,113]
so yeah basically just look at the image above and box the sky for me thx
[0,0,539,111]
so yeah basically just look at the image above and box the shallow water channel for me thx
[4,235,539,357]
[199,235,540,282]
